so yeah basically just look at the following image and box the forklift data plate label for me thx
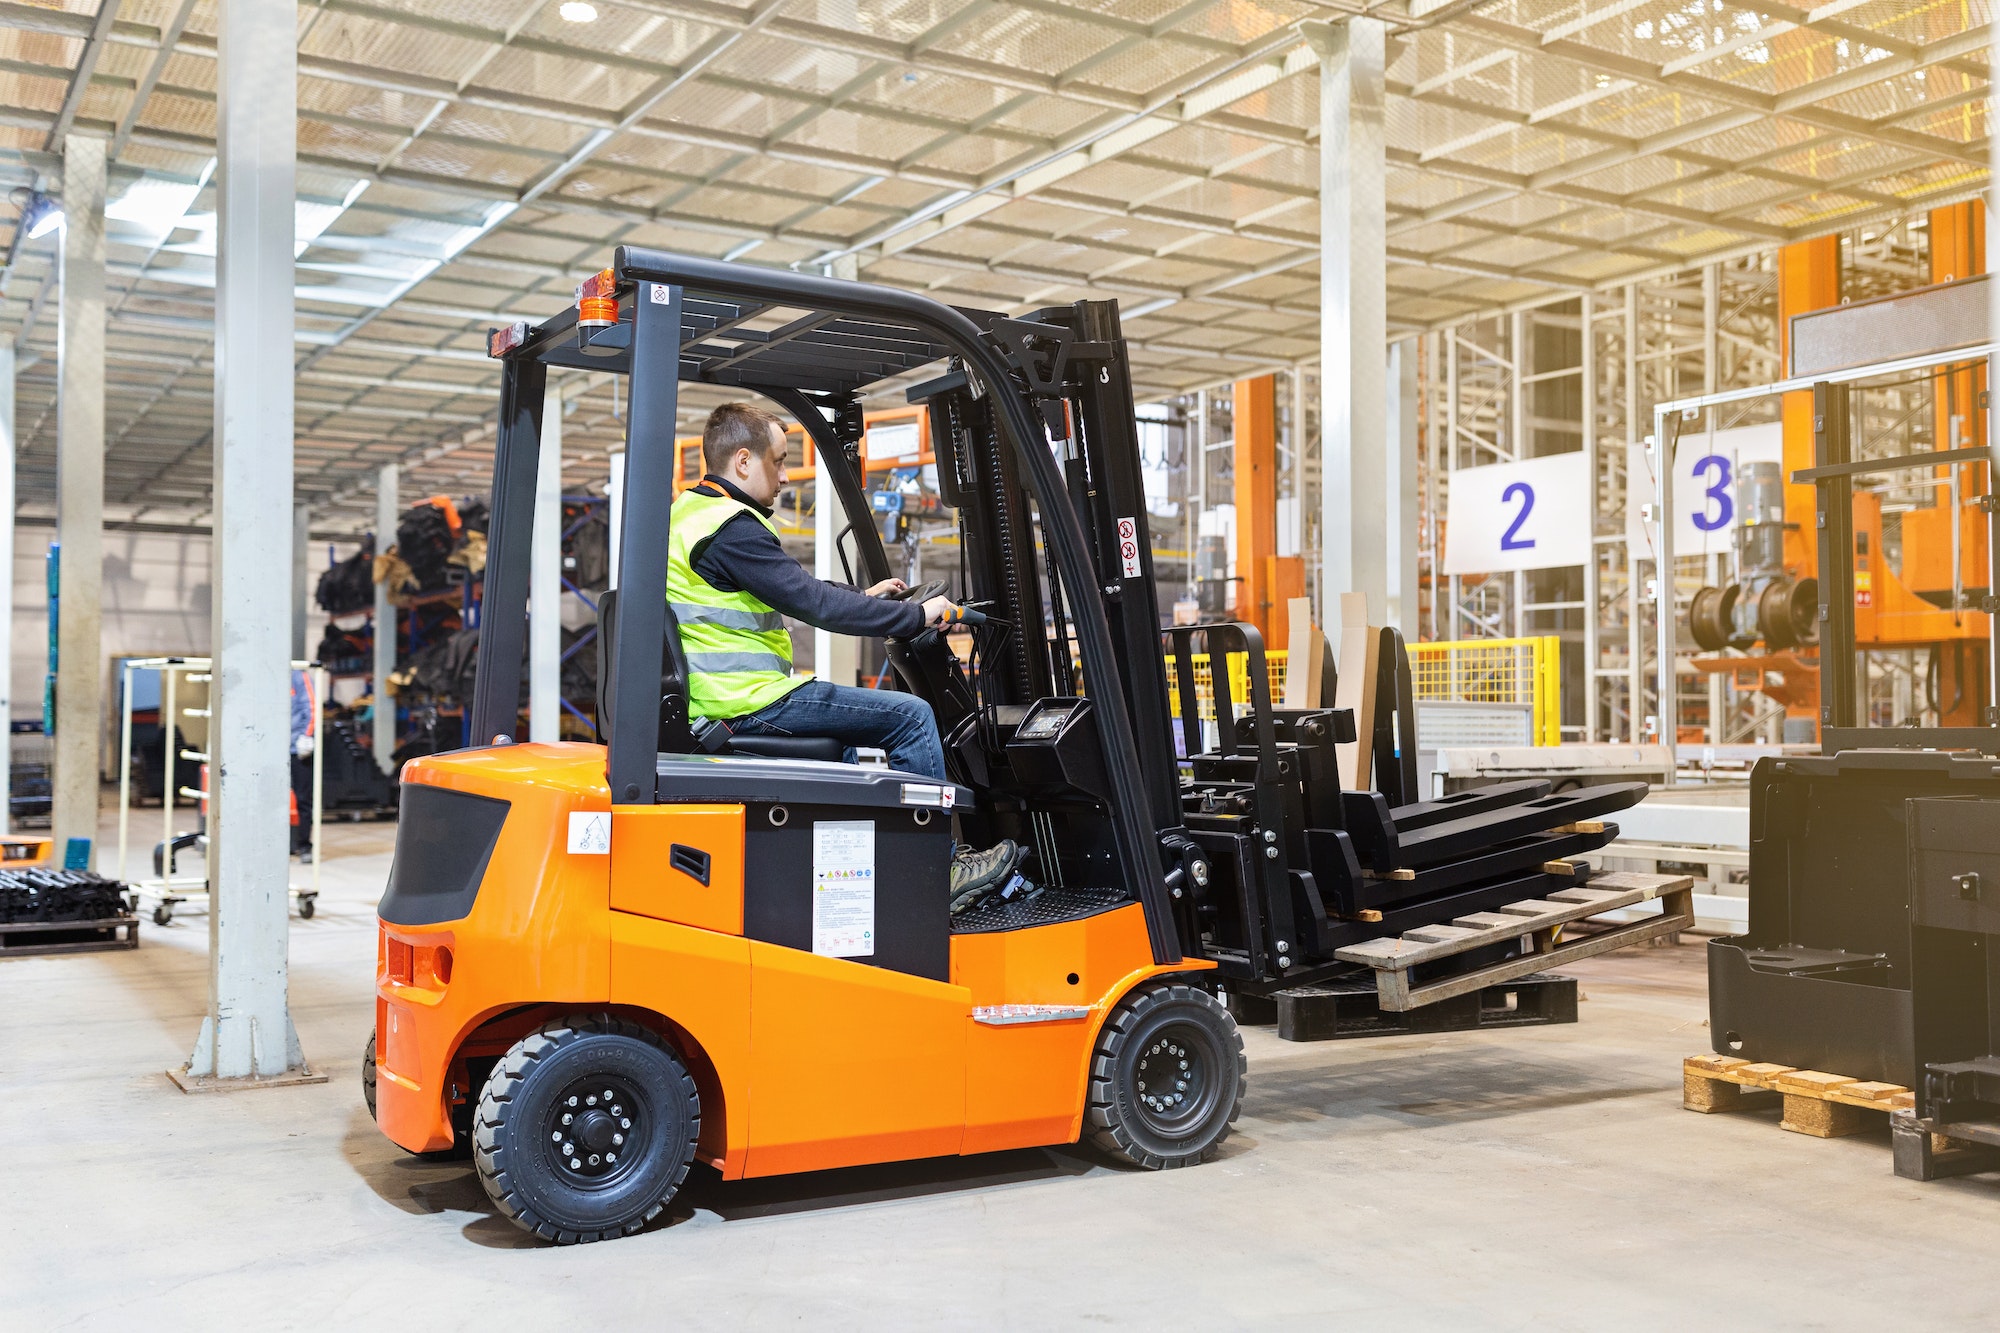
[812,820,875,958]
[567,811,611,855]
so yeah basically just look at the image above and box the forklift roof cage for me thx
[473,247,1184,964]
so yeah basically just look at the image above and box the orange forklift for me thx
[367,250,1666,1243]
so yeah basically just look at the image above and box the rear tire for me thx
[1087,983,1244,1169]
[362,1032,378,1120]
[473,1014,700,1244]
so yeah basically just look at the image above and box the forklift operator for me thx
[669,401,956,775]
[670,402,1023,893]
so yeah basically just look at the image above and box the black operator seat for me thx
[594,589,846,763]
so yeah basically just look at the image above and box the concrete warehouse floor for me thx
[8,814,2000,1330]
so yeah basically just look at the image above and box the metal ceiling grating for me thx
[0,0,1987,530]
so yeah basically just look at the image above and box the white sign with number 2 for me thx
[1444,452,1591,575]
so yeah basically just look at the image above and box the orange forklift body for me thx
[373,743,1206,1175]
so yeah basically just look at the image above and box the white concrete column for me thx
[529,381,562,744]
[55,132,106,861]
[814,470,858,685]
[0,340,14,833]
[291,502,310,660]
[1385,338,1419,632]
[1306,17,1389,632]
[188,0,306,1082]
[372,463,397,772]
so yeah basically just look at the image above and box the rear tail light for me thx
[387,937,413,984]
[487,320,527,358]
[384,937,451,989]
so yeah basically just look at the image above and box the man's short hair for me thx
[702,402,786,474]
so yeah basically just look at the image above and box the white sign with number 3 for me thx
[1625,422,1783,558]
[1445,452,1591,575]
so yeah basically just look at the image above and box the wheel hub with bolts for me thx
[1133,1024,1212,1133]
[546,1078,639,1183]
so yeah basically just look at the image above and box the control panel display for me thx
[1016,702,1076,741]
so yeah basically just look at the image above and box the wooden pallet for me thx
[0,915,141,958]
[1683,1054,1914,1137]
[1332,870,1694,1012]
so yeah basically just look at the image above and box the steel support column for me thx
[529,380,562,744]
[1386,338,1419,632]
[1779,238,1840,577]
[1580,293,1598,741]
[1703,264,1724,745]
[54,132,105,860]
[814,447,858,686]
[1233,372,1277,639]
[1307,17,1388,631]
[1510,309,1526,639]
[187,0,306,1082]
[0,340,13,832]
[371,463,397,773]
[1625,283,1643,741]
[291,502,310,660]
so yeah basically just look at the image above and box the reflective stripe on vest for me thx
[666,487,809,720]
[669,601,787,633]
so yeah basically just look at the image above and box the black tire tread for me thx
[362,1031,377,1120]
[471,1012,700,1245]
[1085,982,1245,1170]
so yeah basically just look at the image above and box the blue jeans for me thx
[731,680,947,780]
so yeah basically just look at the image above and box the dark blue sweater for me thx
[687,477,924,639]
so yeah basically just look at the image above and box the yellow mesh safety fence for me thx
[1156,637,1558,745]
[1407,637,1560,746]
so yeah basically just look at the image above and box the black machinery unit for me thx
[1893,796,2000,1176]
[1709,750,2000,1086]
[1705,335,2000,1179]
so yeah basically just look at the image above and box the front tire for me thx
[1086,982,1244,1169]
[473,1014,700,1245]
[362,1032,378,1119]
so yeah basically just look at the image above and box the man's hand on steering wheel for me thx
[866,578,907,597]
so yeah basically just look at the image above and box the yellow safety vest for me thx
[665,487,809,720]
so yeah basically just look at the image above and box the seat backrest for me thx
[593,589,699,753]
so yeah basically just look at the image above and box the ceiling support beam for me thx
[43,0,119,151]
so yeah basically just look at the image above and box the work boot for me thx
[951,839,1023,899]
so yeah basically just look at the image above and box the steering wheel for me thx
[882,579,949,603]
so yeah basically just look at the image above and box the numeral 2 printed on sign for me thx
[1500,482,1535,550]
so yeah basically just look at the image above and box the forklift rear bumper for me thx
[375,983,457,1155]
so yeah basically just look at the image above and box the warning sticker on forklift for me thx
[812,820,875,958]
[567,811,611,855]
[1117,516,1142,578]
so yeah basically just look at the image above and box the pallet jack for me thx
[367,250,1686,1243]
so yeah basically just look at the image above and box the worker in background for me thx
[289,669,315,863]
[669,402,1023,896]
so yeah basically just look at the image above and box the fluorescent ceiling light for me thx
[559,2,598,20]
[10,188,64,240]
